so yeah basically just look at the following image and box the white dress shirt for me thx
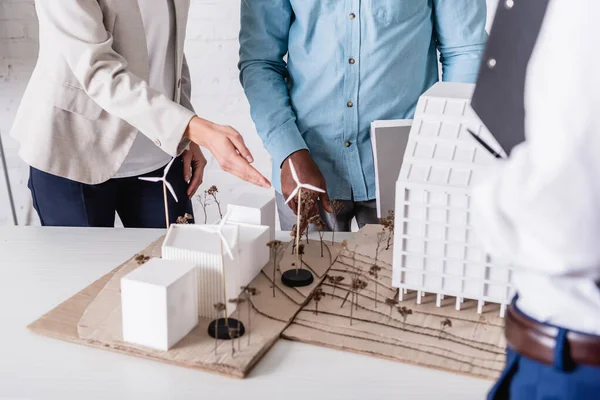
[113,0,176,178]
[473,0,600,335]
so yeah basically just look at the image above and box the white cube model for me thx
[121,258,198,351]
[227,193,276,240]
[162,224,241,318]
[392,82,515,317]
[226,221,270,286]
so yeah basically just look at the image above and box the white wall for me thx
[0,0,499,226]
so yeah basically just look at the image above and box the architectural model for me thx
[225,220,270,286]
[121,258,198,351]
[227,193,276,240]
[162,221,241,317]
[392,82,515,317]
[162,207,272,319]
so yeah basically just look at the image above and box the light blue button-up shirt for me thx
[239,0,487,201]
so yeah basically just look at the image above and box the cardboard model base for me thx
[28,225,505,380]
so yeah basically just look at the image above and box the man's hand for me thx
[184,116,271,189]
[281,150,332,215]
[182,143,207,199]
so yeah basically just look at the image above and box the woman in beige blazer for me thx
[11,0,270,227]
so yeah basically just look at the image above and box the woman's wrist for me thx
[184,116,213,147]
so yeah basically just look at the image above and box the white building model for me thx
[392,82,515,317]
[162,196,273,319]
[227,193,276,240]
[162,222,241,318]
[121,258,198,351]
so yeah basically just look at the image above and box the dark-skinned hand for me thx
[281,150,332,222]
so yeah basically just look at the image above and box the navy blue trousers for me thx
[489,307,600,400]
[28,158,194,228]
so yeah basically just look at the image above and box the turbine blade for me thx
[301,184,326,194]
[219,209,231,228]
[284,187,300,204]
[218,232,235,260]
[289,159,300,184]
[165,181,179,203]
[138,177,162,183]
[163,158,176,178]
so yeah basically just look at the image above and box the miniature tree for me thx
[352,278,368,311]
[240,286,259,346]
[348,277,367,326]
[327,275,345,299]
[385,298,399,320]
[228,297,246,351]
[397,306,413,327]
[283,159,325,276]
[175,213,193,225]
[196,190,212,224]
[297,244,305,272]
[369,265,382,308]
[440,318,453,339]
[207,185,223,219]
[329,200,343,245]
[227,325,238,357]
[380,210,395,250]
[290,227,298,255]
[213,302,226,354]
[375,229,385,263]
[313,287,325,315]
[266,240,283,297]
[134,254,150,265]
[204,215,245,342]
[308,215,326,257]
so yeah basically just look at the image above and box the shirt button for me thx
[505,0,514,9]
[177,79,181,88]
[154,139,161,147]
[347,101,354,108]
[349,58,356,65]
[349,13,356,19]
[487,58,497,69]
[345,141,351,148]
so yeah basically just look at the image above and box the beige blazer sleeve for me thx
[35,0,196,157]
[180,55,195,113]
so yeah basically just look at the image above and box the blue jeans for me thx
[488,305,600,400]
[28,157,194,228]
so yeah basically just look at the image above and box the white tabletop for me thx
[0,227,493,400]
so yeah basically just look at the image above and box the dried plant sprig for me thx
[308,215,327,257]
[440,318,453,339]
[175,213,193,224]
[134,254,151,265]
[397,306,413,326]
[240,286,259,346]
[213,302,226,355]
[327,275,345,299]
[380,210,395,250]
[196,191,212,224]
[385,297,399,320]
[266,240,283,297]
[313,287,325,315]
[369,265,382,307]
[207,185,223,219]
[329,200,344,244]
[228,297,246,351]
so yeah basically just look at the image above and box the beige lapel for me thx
[172,0,190,67]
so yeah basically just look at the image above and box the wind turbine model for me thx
[283,159,326,287]
[201,212,245,340]
[138,158,178,229]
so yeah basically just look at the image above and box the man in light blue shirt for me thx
[239,0,487,231]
